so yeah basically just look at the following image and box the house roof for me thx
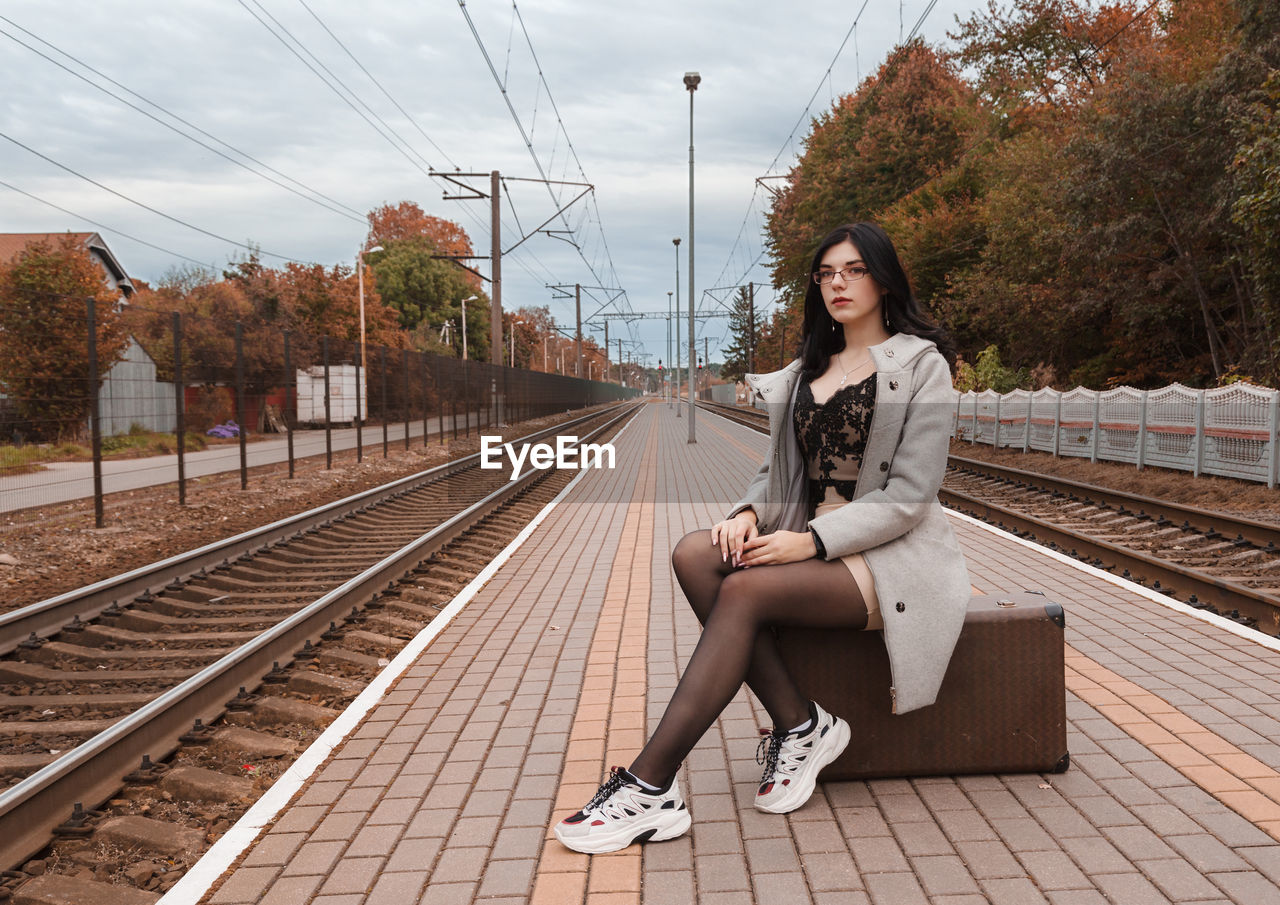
[0,231,134,297]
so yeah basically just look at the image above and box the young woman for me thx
[554,222,971,854]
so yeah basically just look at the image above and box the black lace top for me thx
[793,372,877,519]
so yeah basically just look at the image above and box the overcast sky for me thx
[1,0,986,368]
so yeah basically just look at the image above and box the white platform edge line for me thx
[949,509,1280,655]
[158,411,643,905]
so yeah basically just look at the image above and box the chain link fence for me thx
[0,297,637,522]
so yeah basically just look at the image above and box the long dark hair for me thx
[798,222,955,377]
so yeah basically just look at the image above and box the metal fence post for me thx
[87,297,104,529]
[173,311,186,504]
[1023,392,1032,453]
[323,336,332,470]
[1193,389,1206,477]
[403,348,411,451]
[355,342,363,464]
[1137,390,1149,472]
[1269,390,1280,489]
[234,321,247,490]
[1053,390,1062,457]
[284,330,295,479]
[993,394,1002,449]
[381,345,389,458]
[1090,392,1100,464]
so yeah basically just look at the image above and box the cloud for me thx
[1,0,978,360]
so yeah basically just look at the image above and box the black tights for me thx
[627,529,868,787]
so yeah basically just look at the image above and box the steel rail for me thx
[0,404,629,657]
[0,402,640,870]
[948,455,1280,552]
[939,486,1280,634]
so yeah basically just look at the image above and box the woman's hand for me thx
[736,530,818,568]
[711,510,758,566]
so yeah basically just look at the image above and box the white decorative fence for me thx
[952,382,1280,487]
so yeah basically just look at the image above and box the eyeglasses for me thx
[813,265,870,285]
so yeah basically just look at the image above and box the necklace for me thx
[835,350,869,387]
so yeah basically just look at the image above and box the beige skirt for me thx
[815,500,883,630]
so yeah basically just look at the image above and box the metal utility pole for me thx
[748,282,756,374]
[704,336,709,398]
[685,71,700,443]
[617,337,623,386]
[490,170,502,365]
[603,320,609,382]
[674,237,682,418]
[575,283,583,378]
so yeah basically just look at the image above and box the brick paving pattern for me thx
[195,401,1280,904]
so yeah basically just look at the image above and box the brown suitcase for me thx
[776,592,1069,780]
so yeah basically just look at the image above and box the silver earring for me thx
[884,304,891,331]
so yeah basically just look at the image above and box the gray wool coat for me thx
[729,333,970,714]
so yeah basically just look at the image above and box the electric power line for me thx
[0,15,367,224]
[0,178,221,269]
[1,130,316,263]
[295,0,460,171]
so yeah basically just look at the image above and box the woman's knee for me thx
[671,529,715,577]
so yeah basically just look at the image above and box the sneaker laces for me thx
[756,728,784,786]
[584,766,628,813]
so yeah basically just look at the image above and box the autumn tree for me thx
[0,236,130,440]
[767,40,979,309]
[366,202,481,291]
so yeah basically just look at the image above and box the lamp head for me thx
[683,72,701,91]
[673,237,681,247]
[368,245,384,254]
[463,295,478,302]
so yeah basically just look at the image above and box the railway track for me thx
[698,399,1280,635]
[0,402,639,897]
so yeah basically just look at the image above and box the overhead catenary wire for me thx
[239,0,557,289]
[457,0,634,334]
[295,0,460,171]
[0,178,223,269]
[0,130,317,264]
[237,0,436,179]
[712,0,944,309]
[0,15,367,224]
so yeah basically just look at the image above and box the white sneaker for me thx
[554,766,691,854]
[754,701,850,814]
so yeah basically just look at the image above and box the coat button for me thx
[895,601,905,613]
[879,461,889,472]
[889,380,899,391]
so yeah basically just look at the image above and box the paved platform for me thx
[180,400,1280,905]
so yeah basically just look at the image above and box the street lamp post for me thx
[357,244,383,376]
[666,290,673,407]
[684,70,700,443]
[460,294,477,361]
[673,237,681,418]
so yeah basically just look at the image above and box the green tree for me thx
[0,236,129,440]
[367,239,486,359]
[719,286,760,382]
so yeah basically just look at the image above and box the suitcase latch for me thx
[996,599,1017,607]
